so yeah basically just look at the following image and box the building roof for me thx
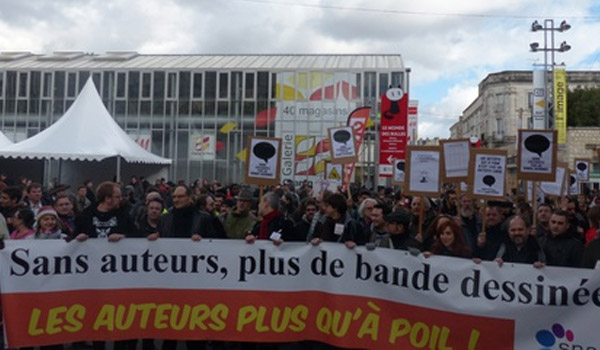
[0,52,406,71]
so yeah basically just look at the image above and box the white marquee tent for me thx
[0,78,171,184]
[0,130,13,148]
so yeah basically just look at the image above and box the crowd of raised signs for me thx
[1,173,600,350]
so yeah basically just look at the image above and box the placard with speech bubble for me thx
[468,149,507,200]
[517,129,557,181]
[328,126,358,164]
[245,136,282,186]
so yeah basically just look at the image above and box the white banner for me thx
[1,240,600,349]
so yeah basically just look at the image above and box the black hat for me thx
[384,210,411,226]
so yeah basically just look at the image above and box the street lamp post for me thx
[530,19,571,129]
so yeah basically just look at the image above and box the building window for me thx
[391,72,404,89]
[67,72,77,97]
[30,71,41,99]
[218,72,228,99]
[54,71,65,99]
[245,72,254,99]
[142,72,152,98]
[79,71,89,91]
[18,72,28,98]
[379,73,389,96]
[179,71,191,99]
[153,72,165,99]
[42,73,52,98]
[205,72,216,100]
[167,72,177,99]
[116,72,126,98]
[128,71,140,100]
[192,73,202,99]
[257,72,269,100]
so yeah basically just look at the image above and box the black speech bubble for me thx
[253,142,276,164]
[577,162,587,172]
[570,175,576,186]
[333,130,352,145]
[483,175,496,187]
[396,161,405,171]
[524,134,550,157]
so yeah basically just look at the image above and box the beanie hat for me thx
[36,206,58,221]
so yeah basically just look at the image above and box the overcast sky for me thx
[1,0,599,139]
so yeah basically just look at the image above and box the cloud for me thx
[0,0,598,140]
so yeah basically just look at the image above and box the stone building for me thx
[450,70,600,189]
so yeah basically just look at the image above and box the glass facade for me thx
[0,64,407,186]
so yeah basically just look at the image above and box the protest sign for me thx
[468,149,507,200]
[328,126,358,164]
[439,139,470,182]
[539,162,567,197]
[405,146,440,197]
[2,240,600,349]
[392,159,405,184]
[517,129,557,181]
[574,159,590,182]
[569,172,579,195]
[245,136,282,186]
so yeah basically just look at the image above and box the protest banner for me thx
[468,149,507,201]
[517,130,557,182]
[328,126,358,164]
[574,159,590,182]
[342,107,371,187]
[439,139,470,183]
[2,240,600,350]
[245,136,282,186]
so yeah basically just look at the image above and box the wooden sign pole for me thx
[418,196,425,239]
[532,181,538,229]
[481,200,488,233]
[455,183,462,218]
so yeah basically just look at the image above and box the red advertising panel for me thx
[379,88,409,177]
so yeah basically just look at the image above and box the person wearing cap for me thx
[34,206,67,240]
[384,210,421,251]
[222,188,257,240]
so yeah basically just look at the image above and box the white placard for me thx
[329,126,357,163]
[575,159,590,182]
[472,153,506,198]
[407,150,440,195]
[248,138,279,180]
[569,173,579,195]
[518,130,556,180]
[540,166,566,196]
[393,159,405,183]
[442,141,469,179]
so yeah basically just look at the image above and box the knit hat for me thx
[36,206,58,221]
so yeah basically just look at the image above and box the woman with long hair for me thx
[428,219,472,258]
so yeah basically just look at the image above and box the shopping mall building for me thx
[0,52,409,186]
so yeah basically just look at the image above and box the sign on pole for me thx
[517,129,557,181]
[404,146,441,197]
[392,159,405,184]
[468,149,508,201]
[245,136,282,186]
[440,139,470,183]
[328,126,358,164]
[574,159,590,182]
[554,67,568,144]
[539,162,568,197]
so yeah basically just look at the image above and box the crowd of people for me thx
[1,174,600,350]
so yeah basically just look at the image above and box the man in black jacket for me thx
[157,185,225,240]
[496,215,544,266]
[540,210,584,268]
